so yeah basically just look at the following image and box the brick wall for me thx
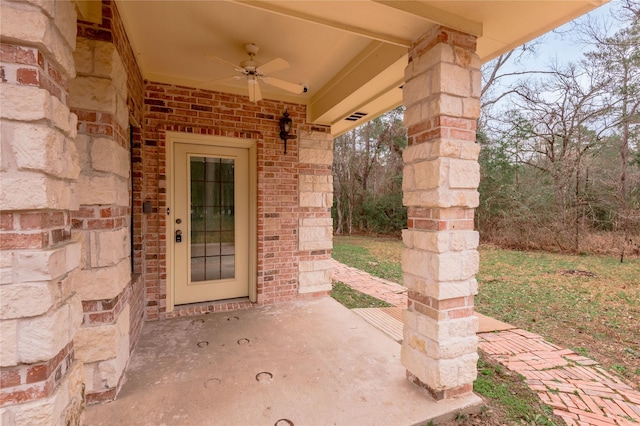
[141,83,332,319]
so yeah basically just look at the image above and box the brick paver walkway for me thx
[331,259,408,307]
[332,259,640,425]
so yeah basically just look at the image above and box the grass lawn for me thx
[332,235,640,425]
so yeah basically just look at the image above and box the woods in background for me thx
[332,0,639,258]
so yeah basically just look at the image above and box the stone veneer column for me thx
[68,37,131,402]
[298,130,334,295]
[400,27,482,400]
[0,0,85,424]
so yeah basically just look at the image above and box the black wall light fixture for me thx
[279,110,294,154]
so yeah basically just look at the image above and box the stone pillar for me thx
[297,130,334,295]
[0,0,85,424]
[68,37,131,403]
[400,27,481,400]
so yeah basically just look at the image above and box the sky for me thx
[520,1,619,70]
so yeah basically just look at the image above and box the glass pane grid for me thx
[190,157,235,282]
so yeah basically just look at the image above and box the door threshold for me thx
[163,297,255,319]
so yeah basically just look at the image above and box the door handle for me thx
[175,229,182,243]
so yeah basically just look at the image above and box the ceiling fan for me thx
[206,43,306,103]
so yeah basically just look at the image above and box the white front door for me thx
[172,142,250,304]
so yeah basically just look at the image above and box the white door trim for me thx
[166,131,257,312]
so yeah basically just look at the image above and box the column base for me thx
[407,370,473,400]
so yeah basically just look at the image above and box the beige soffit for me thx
[115,0,608,136]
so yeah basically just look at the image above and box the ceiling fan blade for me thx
[248,77,262,103]
[256,58,289,75]
[262,76,305,94]
[205,54,244,73]
[202,75,243,85]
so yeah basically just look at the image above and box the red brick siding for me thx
[142,82,331,319]
[0,344,76,406]
[0,43,69,104]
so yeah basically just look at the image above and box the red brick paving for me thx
[332,259,640,425]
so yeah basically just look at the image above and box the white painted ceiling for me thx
[114,0,607,135]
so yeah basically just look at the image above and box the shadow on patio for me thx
[84,297,481,425]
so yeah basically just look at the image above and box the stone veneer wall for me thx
[142,84,334,319]
[400,26,481,400]
[0,0,85,424]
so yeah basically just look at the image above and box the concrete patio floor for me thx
[84,297,482,426]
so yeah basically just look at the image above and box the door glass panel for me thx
[190,156,235,282]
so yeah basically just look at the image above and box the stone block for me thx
[449,159,479,189]
[403,103,422,129]
[73,37,93,75]
[460,140,481,160]
[0,84,50,121]
[54,0,77,51]
[403,141,432,164]
[0,2,75,78]
[402,164,415,192]
[298,259,333,273]
[116,94,129,129]
[75,304,129,363]
[8,122,80,180]
[0,251,12,285]
[13,245,69,282]
[429,94,463,117]
[94,41,127,99]
[462,249,480,279]
[0,281,56,320]
[403,75,432,108]
[425,352,478,389]
[50,95,74,136]
[411,43,454,77]
[0,4,48,51]
[73,257,131,301]
[91,138,130,178]
[89,228,130,268]
[17,300,77,364]
[298,270,332,292]
[0,319,17,367]
[0,171,78,211]
[450,231,479,251]
[471,70,482,98]
[413,158,445,190]
[299,192,325,208]
[300,217,332,228]
[77,174,129,206]
[73,134,91,172]
[299,147,332,165]
[401,248,429,279]
[432,63,471,98]
[462,98,481,120]
[97,329,129,389]
[432,139,461,158]
[427,334,478,360]
[69,76,116,114]
[423,278,478,300]
[404,311,478,346]
[428,251,463,281]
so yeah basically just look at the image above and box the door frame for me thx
[166,131,258,312]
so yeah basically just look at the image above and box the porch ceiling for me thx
[113,0,607,136]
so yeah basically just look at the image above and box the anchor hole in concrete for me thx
[237,338,250,345]
[256,371,273,382]
[197,341,209,348]
[275,419,294,426]
[204,378,221,388]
